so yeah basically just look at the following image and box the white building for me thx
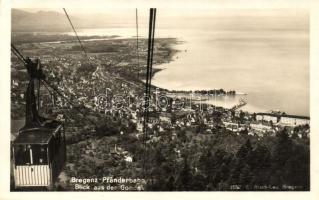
[256,113,310,127]
[279,115,310,126]
[256,113,279,123]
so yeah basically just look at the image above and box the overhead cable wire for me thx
[142,8,156,177]
[63,8,89,60]
[147,9,156,95]
[41,79,98,127]
[41,80,95,128]
[11,44,27,64]
[136,8,140,79]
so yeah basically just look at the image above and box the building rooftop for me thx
[256,112,310,120]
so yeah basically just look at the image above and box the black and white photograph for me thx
[1,0,319,197]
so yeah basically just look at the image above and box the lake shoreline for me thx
[11,31,309,117]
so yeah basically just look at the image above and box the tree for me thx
[282,144,310,190]
[230,139,253,185]
[212,111,222,125]
[198,150,213,176]
[238,164,252,189]
[252,113,257,121]
[248,144,271,185]
[176,157,192,191]
[196,122,206,134]
[236,139,252,160]
[191,173,206,191]
[248,144,270,170]
[273,128,293,168]
[239,111,245,124]
[154,147,166,166]
[165,176,175,191]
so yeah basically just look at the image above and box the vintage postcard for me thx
[1,0,319,199]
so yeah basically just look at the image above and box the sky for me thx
[11,0,309,30]
[11,0,314,14]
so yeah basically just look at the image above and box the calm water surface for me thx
[60,13,310,116]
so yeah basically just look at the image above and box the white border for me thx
[1,0,319,199]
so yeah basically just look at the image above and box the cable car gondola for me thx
[11,56,66,189]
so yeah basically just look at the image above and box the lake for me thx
[58,11,310,116]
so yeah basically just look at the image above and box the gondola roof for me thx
[14,120,62,145]
[13,129,53,144]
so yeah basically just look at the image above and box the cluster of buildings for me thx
[11,40,311,146]
[38,56,311,140]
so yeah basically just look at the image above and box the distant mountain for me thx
[12,9,73,32]
[11,9,135,32]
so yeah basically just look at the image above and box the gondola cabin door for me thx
[12,124,66,189]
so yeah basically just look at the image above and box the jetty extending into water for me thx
[231,98,247,111]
